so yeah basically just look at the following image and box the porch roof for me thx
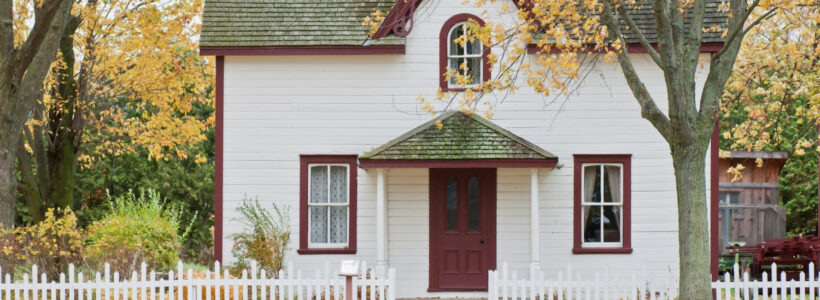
[359,111,557,168]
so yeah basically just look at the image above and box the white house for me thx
[200,0,725,298]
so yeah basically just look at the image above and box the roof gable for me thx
[360,111,557,161]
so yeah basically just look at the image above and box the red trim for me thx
[214,56,224,263]
[710,123,720,288]
[428,168,496,291]
[572,154,632,254]
[297,154,359,255]
[572,248,633,254]
[296,249,357,255]
[200,45,405,56]
[439,14,491,92]
[526,42,725,54]
[371,0,422,39]
[358,159,557,169]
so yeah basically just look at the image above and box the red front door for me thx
[429,168,496,291]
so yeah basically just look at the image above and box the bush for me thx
[230,196,290,277]
[0,208,85,279]
[86,189,191,275]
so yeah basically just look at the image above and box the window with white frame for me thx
[581,163,624,247]
[308,164,350,248]
[447,22,483,87]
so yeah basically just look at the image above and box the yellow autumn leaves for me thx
[16,0,213,168]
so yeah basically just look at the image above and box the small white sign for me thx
[339,260,361,276]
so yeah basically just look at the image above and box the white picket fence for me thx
[488,262,678,300]
[490,262,820,299]
[713,262,819,300]
[0,260,396,300]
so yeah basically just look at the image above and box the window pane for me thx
[446,177,458,231]
[466,34,482,55]
[583,165,601,203]
[330,166,347,203]
[468,177,480,231]
[604,165,621,203]
[583,206,601,242]
[449,24,464,55]
[467,57,481,84]
[310,206,329,243]
[448,58,461,85]
[603,205,621,242]
[330,206,348,243]
[310,166,328,203]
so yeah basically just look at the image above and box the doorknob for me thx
[480,240,485,244]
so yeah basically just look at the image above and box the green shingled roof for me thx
[360,112,557,161]
[201,0,403,47]
[615,0,728,44]
[201,0,727,48]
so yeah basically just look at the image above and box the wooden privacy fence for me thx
[490,262,820,299]
[0,261,396,300]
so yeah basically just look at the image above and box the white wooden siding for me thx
[221,0,712,298]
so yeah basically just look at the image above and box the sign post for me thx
[339,260,361,300]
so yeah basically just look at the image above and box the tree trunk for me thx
[47,18,80,210]
[0,0,74,228]
[0,122,20,228]
[48,131,76,209]
[16,137,44,222]
[671,143,712,300]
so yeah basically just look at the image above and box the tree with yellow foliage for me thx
[366,0,817,298]
[14,0,212,222]
[721,4,818,234]
[0,0,76,229]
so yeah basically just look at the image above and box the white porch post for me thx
[376,168,388,269]
[530,168,540,270]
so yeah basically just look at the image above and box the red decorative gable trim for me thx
[371,0,424,39]
[199,45,405,56]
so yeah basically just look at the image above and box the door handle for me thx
[480,240,485,244]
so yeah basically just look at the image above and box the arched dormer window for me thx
[439,14,490,91]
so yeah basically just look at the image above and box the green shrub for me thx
[86,189,192,275]
[230,196,290,277]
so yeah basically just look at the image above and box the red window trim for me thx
[297,154,358,255]
[439,14,491,92]
[572,154,633,254]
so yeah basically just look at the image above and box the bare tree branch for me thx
[697,0,750,142]
[684,0,707,68]
[611,0,663,66]
[13,0,70,80]
[714,0,761,58]
[13,0,73,124]
[603,1,672,141]
[652,0,678,69]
